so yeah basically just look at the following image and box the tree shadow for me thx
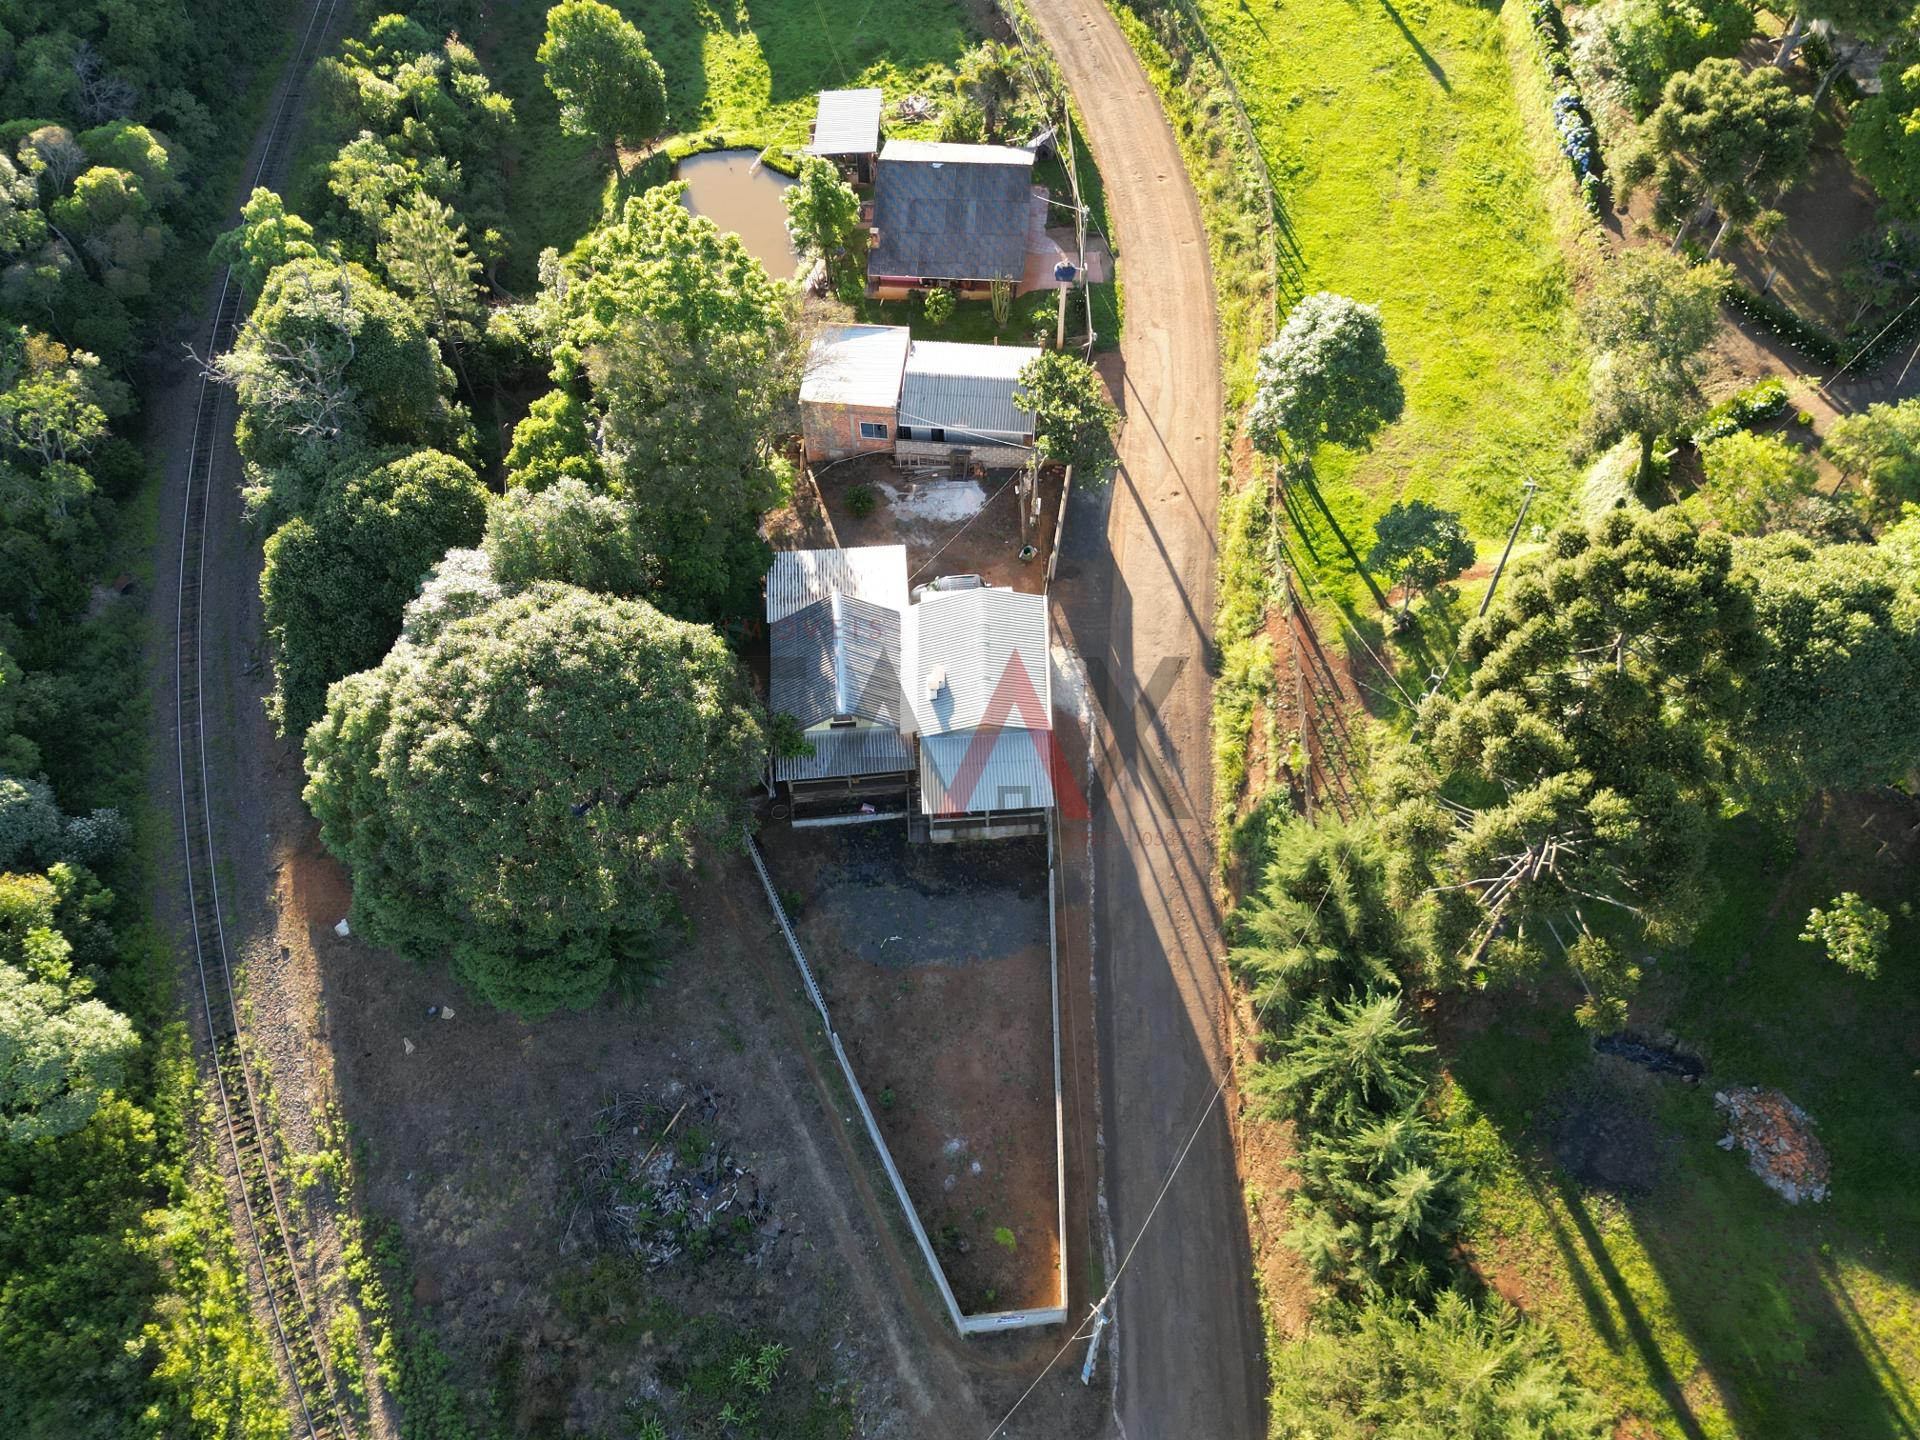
[1377,0,1450,92]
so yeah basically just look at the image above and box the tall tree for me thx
[1847,45,1920,220]
[1383,509,1754,1019]
[482,478,649,596]
[537,0,668,161]
[1268,1291,1609,1439]
[303,583,763,1017]
[1247,291,1403,459]
[1731,530,1920,795]
[1016,350,1119,479]
[1581,246,1725,485]
[954,42,1026,140]
[378,191,485,392]
[260,449,488,738]
[553,186,798,622]
[1695,429,1817,534]
[1251,990,1432,1131]
[0,870,137,1144]
[1622,57,1814,256]
[212,188,322,296]
[783,157,860,279]
[1368,500,1475,622]
[1825,396,1920,518]
[504,388,606,492]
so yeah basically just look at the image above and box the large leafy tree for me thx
[1604,0,1756,112]
[1847,44,1920,220]
[1383,509,1753,1022]
[1016,350,1119,479]
[1581,247,1725,485]
[1731,529,1920,795]
[216,256,449,521]
[1369,500,1475,621]
[552,186,799,621]
[482,478,649,596]
[783,157,860,279]
[260,449,488,738]
[537,0,668,159]
[1622,57,1813,256]
[1825,397,1920,518]
[504,388,605,492]
[1247,291,1403,459]
[0,870,137,1144]
[212,188,323,296]
[303,583,764,1016]
[1268,1291,1609,1440]
[1695,429,1817,534]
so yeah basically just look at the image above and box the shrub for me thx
[1691,376,1790,447]
[845,483,876,518]
[922,288,956,326]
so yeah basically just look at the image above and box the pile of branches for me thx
[571,1087,775,1268]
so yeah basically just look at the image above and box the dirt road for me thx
[1026,2,1268,1436]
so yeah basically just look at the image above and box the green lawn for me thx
[1197,0,1590,604]
[1442,807,1920,1438]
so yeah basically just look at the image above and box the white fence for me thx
[744,826,1069,1334]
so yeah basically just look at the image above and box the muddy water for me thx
[675,149,800,278]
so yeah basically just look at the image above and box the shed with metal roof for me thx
[799,325,912,463]
[806,89,884,181]
[766,545,909,623]
[895,340,1041,469]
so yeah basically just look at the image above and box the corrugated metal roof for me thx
[903,587,1051,736]
[899,340,1042,441]
[770,592,905,728]
[869,143,1035,281]
[765,545,908,622]
[776,726,913,782]
[918,728,1055,814]
[800,324,910,409]
[806,88,883,156]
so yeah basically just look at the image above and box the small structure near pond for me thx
[805,87,884,184]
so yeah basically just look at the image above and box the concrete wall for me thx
[802,399,897,463]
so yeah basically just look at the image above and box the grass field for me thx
[1442,805,1920,1438]
[1196,0,1590,606]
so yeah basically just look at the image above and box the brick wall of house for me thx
[802,399,898,463]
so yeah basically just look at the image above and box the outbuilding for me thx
[799,324,912,464]
[805,87,885,184]
[895,340,1041,470]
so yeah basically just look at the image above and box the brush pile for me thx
[1714,1086,1830,1204]
[572,1086,776,1267]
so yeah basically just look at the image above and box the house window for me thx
[859,420,889,440]
[829,715,857,729]
[930,428,946,444]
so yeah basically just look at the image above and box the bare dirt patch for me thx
[817,454,1063,592]
[757,823,1061,1314]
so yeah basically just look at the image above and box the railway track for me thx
[173,0,349,1434]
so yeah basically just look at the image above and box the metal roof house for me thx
[766,546,913,818]
[805,88,884,183]
[799,324,912,464]
[867,140,1037,298]
[904,586,1055,841]
[896,340,1041,470]
[798,329,1040,469]
[765,549,1055,838]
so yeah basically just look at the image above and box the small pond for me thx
[676,149,800,279]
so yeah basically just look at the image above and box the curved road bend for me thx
[1025,2,1267,1437]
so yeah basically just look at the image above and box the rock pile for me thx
[1714,1086,1830,1204]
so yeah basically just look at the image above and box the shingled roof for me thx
[868,140,1035,283]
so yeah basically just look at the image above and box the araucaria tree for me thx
[538,0,668,160]
[1015,351,1119,478]
[1581,246,1725,485]
[783,157,861,278]
[303,583,764,1017]
[1247,291,1403,459]
[1383,509,1755,1027]
[1368,500,1475,621]
[1622,57,1813,257]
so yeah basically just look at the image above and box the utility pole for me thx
[1478,478,1539,619]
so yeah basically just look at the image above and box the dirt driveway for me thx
[1026,1,1268,1435]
